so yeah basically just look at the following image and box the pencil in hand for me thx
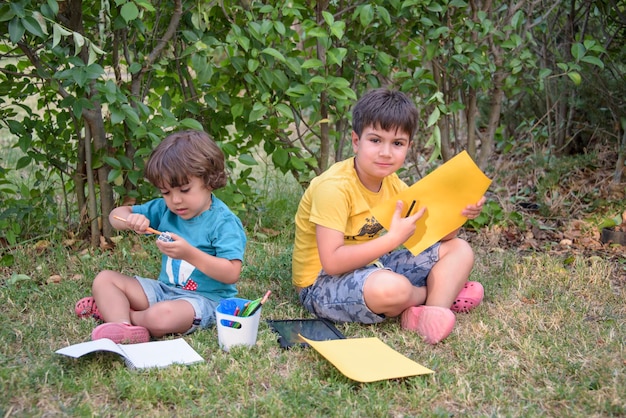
[113,215,163,235]
[405,200,417,217]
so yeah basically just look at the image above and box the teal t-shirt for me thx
[132,196,246,301]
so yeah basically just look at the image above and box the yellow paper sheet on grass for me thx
[301,335,434,382]
[371,151,491,256]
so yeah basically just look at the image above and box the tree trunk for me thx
[83,122,99,247]
[477,75,504,169]
[431,57,453,160]
[465,87,478,159]
[316,0,330,171]
[614,126,626,184]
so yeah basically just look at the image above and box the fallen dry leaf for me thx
[47,274,62,284]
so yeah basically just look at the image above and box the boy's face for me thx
[159,176,213,220]
[352,124,411,192]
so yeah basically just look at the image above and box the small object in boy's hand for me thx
[405,200,416,217]
[157,232,174,242]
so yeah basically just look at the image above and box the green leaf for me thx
[321,11,334,26]
[275,103,293,119]
[291,156,306,170]
[121,104,140,126]
[570,43,585,61]
[378,6,391,25]
[110,107,125,124]
[580,55,604,69]
[567,71,582,85]
[0,254,15,267]
[16,155,31,170]
[272,147,289,168]
[330,21,345,39]
[120,1,139,23]
[135,0,155,12]
[22,16,46,38]
[238,154,258,166]
[306,27,328,38]
[247,59,259,72]
[511,10,524,29]
[261,47,286,62]
[128,62,142,74]
[0,7,16,23]
[52,23,70,48]
[72,32,84,55]
[301,58,323,69]
[8,273,31,285]
[221,142,237,157]
[538,68,552,79]
[232,102,244,119]
[107,168,122,184]
[103,156,122,169]
[310,75,327,84]
[33,12,48,35]
[426,107,440,128]
[359,5,374,26]
[326,49,342,66]
[249,102,267,122]
[273,21,286,36]
[180,118,203,130]
[8,17,25,44]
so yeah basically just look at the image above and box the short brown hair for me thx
[352,88,419,139]
[144,130,227,190]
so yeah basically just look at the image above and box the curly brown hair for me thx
[144,130,227,190]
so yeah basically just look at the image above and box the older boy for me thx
[292,88,485,344]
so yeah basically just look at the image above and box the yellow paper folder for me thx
[301,335,434,382]
[371,151,491,256]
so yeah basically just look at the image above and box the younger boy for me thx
[292,88,485,344]
[76,130,247,343]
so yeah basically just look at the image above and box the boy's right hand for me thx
[388,200,426,244]
[121,213,153,235]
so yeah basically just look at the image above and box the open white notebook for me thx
[56,338,204,370]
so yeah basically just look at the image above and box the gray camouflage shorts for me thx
[298,243,440,324]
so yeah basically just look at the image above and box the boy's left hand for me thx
[155,232,190,259]
[462,196,486,220]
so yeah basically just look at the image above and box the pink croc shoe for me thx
[451,281,484,313]
[401,306,456,344]
[75,297,103,322]
[91,323,150,344]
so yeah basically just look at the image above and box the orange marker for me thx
[113,215,162,235]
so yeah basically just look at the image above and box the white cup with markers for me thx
[215,291,271,352]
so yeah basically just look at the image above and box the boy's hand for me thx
[388,200,426,244]
[155,232,190,259]
[123,213,154,234]
[462,196,486,219]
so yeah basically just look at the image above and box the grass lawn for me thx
[1,226,624,416]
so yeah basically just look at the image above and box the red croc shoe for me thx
[401,305,456,344]
[75,297,103,322]
[451,281,484,313]
[91,323,150,344]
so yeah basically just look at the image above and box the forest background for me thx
[0,0,624,252]
[0,1,625,416]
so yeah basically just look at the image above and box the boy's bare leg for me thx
[425,238,474,307]
[92,270,150,324]
[130,300,196,337]
[363,271,428,317]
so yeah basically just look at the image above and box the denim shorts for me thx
[137,277,220,334]
[298,243,440,324]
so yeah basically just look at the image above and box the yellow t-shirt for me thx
[292,157,407,288]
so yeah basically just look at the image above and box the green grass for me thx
[1,227,624,417]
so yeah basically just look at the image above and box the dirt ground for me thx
[464,145,625,292]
